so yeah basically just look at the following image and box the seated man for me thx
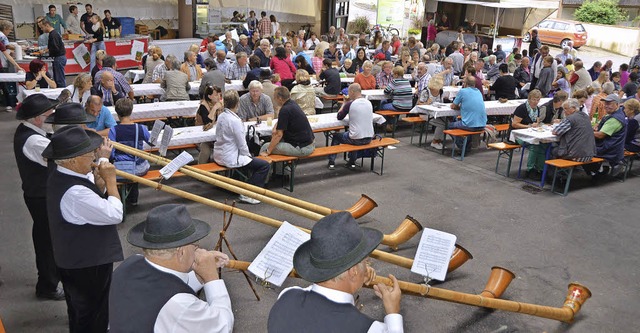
[594,94,627,175]
[540,90,569,123]
[242,55,263,89]
[94,55,133,100]
[214,50,231,77]
[226,52,250,80]
[109,204,234,332]
[513,57,531,98]
[268,212,403,333]
[316,59,341,98]
[327,84,374,170]
[237,81,275,121]
[254,39,272,67]
[552,98,597,162]
[431,76,487,149]
[199,58,226,97]
[90,71,125,107]
[260,87,315,157]
[490,63,518,100]
[85,95,117,136]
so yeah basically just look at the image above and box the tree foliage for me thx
[575,0,628,25]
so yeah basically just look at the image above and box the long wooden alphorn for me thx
[112,142,377,219]
[225,260,591,323]
[115,170,424,263]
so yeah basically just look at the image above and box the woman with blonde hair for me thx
[354,60,376,90]
[142,46,164,83]
[87,13,106,73]
[189,43,204,68]
[290,69,317,115]
[311,47,324,74]
[69,73,92,105]
[91,49,107,80]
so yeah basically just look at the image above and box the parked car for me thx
[523,19,587,49]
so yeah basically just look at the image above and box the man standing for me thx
[258,11,271,37]
[45,5,68,34]
[552,98,596,162]
[449,43,464,75]
[43,126,123,332]
[13,95,63,301]
[594,94,627,175]
[110,204,234,332]
[80,4,94,35]
[65,5,83,35]
[260,87,315,157]
[528,28,541,56]
[268,212,403,333]
[327,84,374,170]
[41,20,66,88]
[102,10,121,36]
[630,47,640,70]
[531,46,557,90]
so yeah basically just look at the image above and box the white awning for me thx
[437,0,558,10]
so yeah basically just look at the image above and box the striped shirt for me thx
[95,67,132,94]
[384,78,413,111]
[376,71,393,89]
[226,62,250,80]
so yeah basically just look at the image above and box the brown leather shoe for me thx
[36,287,65,301]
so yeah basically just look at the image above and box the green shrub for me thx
[575,0,628,25]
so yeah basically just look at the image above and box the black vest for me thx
[109,255,196,333]
[13,124,48,198]
[46,169,123,269]
[268,288,375,333]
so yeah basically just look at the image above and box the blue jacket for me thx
[596,107,627,165]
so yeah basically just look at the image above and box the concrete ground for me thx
[0,105,638,332]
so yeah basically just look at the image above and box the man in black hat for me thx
[43,126,123,332]
[110,204,234,332]
[45,102,96,132]
[268,212,403,332]
[13,94,64,300]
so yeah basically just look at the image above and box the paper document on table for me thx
[411,228,456,281]
[248,222,310,287]
[149,120,165,146]
[158,126,173,157]
[159,151,194,179]
[522,82,530,90]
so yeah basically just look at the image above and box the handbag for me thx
[114,125,139,181]
[245,125,262,157]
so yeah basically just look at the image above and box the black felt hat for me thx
[128,204,211,249]
[41,125,103,160]
[293,212,382,283]
[45,102,96,124]
[16,94,59,120]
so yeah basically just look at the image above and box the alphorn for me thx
[115,170,423,262]
[225,260,590,323]
[111,142,377,219]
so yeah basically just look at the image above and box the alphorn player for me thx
[268,212,404,332]
[109,204,234,332]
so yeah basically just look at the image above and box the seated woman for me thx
[290,69,316,115]
[270,46,297,89]
[196,85,223,163]
[427,75,453,150]
[162,57,190,101]
[340,58,356,76]
[351,48,368,73]
[25,59,56,90]
[381,66,413,132]
[142,46,164,83]
[91,50,106,81]
[510,89,548,178]
[68,73,92,106]
[394,51,414,75]
[624,98,640,153]
[213,90,271,205]
[108,98,150,206]
[354,60,376,90]
[294,55,315,75]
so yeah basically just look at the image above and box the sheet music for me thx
[159,151,194,179]
[158,126,173,157]
[410,228,457,281]
[248,222,310,287]
[149,119,165,145]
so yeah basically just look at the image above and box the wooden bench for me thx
[492,123,510,142]
[269,137,400,192]
[321,95,344,112]
[400,117,427,146]
[487,142,521,177]
[375,110,411,138]
[313,125,345,146]
[443,129,484,161]
[545,157,604,196]
[619,150,638,182]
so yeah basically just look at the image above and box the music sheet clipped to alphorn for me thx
[411,228,456,281]
[248,222,310,287]
[159,151,194,179]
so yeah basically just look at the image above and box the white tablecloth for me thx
[362,88,416,101]
[509,126,559,145]
[131,80,245,96]
[412,98,552,118]
[442,86,489,100]
[107,100,200,121]
[149,112,386,148]
[0,73,26,82]
[20,88,65,101]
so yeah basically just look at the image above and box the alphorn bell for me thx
[225,260,590,323]
[111,142,377,219]
[115,170,424,260]
[480,266,516,298]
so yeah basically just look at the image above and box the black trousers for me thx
[58,263,113,333]
[23,195,60,293]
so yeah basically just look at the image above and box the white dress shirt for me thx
[57,161,123,225]
[213,109,252,168]
[21,122,50,167]
[279,284,403,333]
[145,258,234,333]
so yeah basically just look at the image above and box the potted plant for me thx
[347,16,370,35]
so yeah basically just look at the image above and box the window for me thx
[553,22,569,31]
[575,24,585,32]
[538,20,552,29]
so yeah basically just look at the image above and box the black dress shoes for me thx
[36,287,65,301]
